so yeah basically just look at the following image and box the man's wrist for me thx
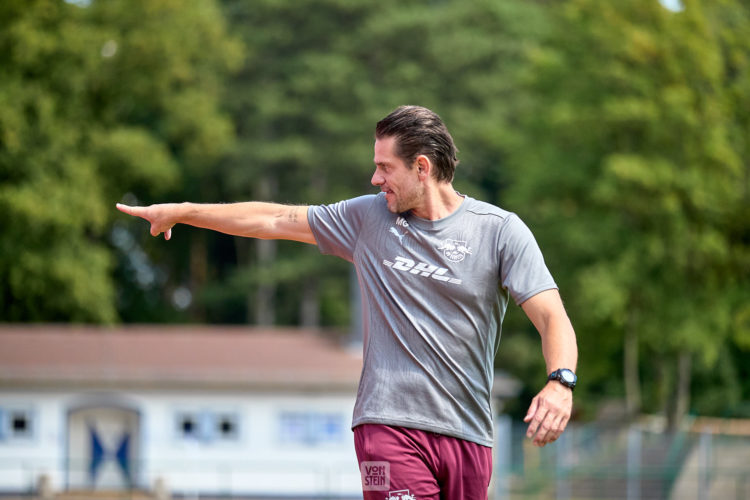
[547,368,577,391]
[176,201,196,224]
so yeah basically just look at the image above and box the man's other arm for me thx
[520,288,578,447]
[116,202,316,244]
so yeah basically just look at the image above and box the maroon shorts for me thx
[354,423,493,500]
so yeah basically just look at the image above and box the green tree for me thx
[216,0,376,327]
[215,0,544,328]
[506,0,750,423]
[0,0,241,322]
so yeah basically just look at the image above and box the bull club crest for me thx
[437,238,472,263]
[386,490,416,500]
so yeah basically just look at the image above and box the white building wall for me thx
[0,391,68,493]
[0,389,362,497]
[140,390,361,496]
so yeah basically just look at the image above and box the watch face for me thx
[561,370,576,383]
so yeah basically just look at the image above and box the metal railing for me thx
[2,419,750,500]
[493,417,750,500]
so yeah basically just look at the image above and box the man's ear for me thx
[415,155,431,180]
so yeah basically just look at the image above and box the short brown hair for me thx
[375,105,459,183]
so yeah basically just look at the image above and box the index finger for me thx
[116,203,145,217]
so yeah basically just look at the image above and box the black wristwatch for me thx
[548,368,577,391]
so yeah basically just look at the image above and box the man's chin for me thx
[384,193,397,213]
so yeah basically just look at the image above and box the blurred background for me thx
[0,0,748,498]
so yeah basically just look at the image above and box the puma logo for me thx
[389,227,405,245]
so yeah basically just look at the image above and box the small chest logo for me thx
[387,490,416,500]
[437,239,472,262]
[389,227,406,245]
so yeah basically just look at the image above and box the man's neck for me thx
[410,184,464,220]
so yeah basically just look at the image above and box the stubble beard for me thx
[388,184,423,214]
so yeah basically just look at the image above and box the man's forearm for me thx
[540,315,578,374]
[521,289,578,446]
[175,202,314,243]
[520,289,579,374]
[176,202,276,238]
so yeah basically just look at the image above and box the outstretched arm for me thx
[115,202,316,244]
[520,288,578,447]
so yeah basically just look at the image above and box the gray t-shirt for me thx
[308,193,556,446]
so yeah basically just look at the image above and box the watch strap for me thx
[548,368,577,390]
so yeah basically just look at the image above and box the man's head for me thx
[375,105,459,183]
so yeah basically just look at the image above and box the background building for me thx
[0,325,363,498]
[0,325,520,499]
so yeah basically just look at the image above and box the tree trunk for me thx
[667,351,692,432]
[299,277,320,328]
[253,176,278,326]
[189,231,207,321]
[254,238,276,325]
[624,314,641,418]
[656,355,671,419]
[234,237,252,323]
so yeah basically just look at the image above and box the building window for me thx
[320,413,343,441]
[216,414,238,440]
[175,410,240,443]
[279,411,344,446]
[11,413,28,434]
[0,408,34,440]
[176,412,200,440]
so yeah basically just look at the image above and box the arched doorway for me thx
[67,405,140,491]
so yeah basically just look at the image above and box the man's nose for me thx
[371,171,384,186]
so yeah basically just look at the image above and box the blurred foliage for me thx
[504,0,750,421]
[0,0,748,422]
[0,0,241,322]
[212,0,541,324]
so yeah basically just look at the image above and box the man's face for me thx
[371,136,424,214]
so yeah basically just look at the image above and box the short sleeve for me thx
[498,214,558,305]
[307,195,377,262]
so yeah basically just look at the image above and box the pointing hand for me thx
[116,203,176,240]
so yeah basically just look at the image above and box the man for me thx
[117,105,577,499]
